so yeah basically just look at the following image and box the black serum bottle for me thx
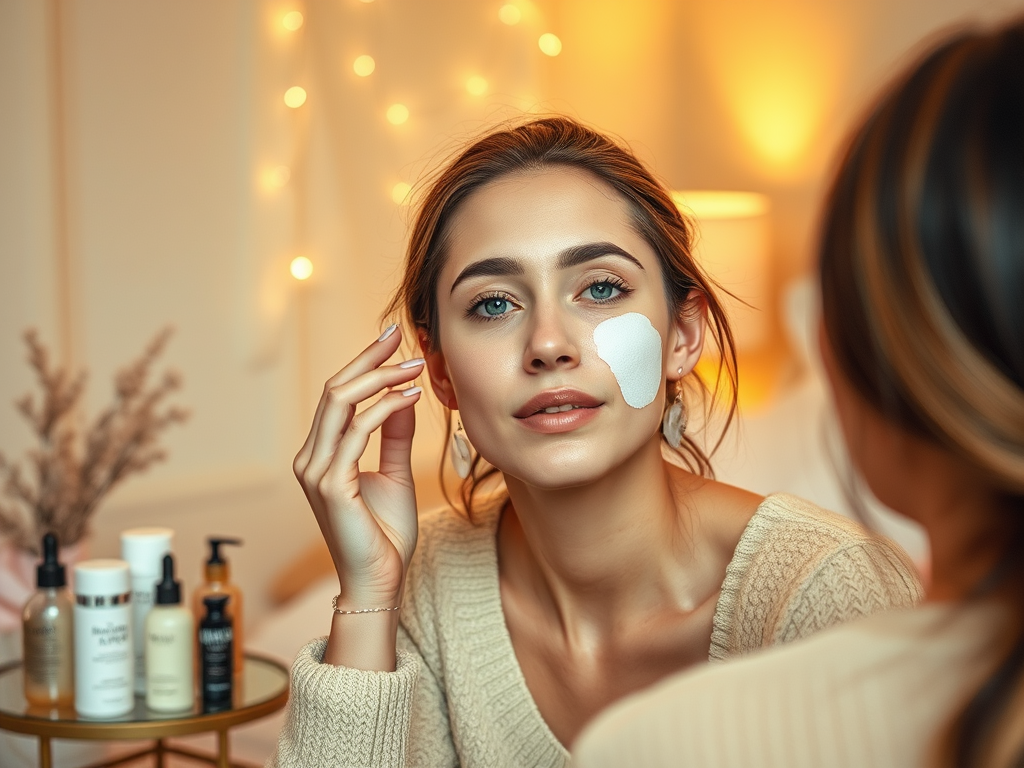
[198,594,233,711]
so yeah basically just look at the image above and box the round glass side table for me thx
[0,653,289,768]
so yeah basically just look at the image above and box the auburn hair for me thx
[384,116,738,517]
[819,17,1024,766]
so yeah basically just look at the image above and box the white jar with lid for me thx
[121,527,174,695]
[74,559,134,718]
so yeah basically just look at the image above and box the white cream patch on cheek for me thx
[593,313,663,409]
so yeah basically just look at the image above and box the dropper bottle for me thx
[145,554,194,712]
[193,537,243,676]
[22,533,74,707]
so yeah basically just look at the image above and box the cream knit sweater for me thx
[269,494,922,768]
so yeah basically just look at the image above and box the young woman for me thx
[271,118,921,767]
[573,17,1024,768]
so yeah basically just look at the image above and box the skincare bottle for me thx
[145,554,194,712]
[121,527,174,695]
[74,559,133,718]
[193,537,243,677]
[198,594,232,711]
[22,533,74,707]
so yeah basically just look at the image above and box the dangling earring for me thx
[449,419,472,479]
[662,379,688,449]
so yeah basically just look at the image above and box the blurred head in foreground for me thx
[819,15,1024,766]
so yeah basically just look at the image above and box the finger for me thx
[328,388,423,494]
[295,325,405,471]
[304,361,425,485]
[328,323,405,391]
[379,390,417,482]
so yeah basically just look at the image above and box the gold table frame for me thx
[0,653,289,768]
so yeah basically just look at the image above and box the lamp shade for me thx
[672,191,771,351]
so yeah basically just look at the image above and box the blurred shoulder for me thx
[573,606,950,768]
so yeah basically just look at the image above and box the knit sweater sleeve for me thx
[772,535,923,645]
[709,494,924,659]
[269,507,460,768]
[268,636,420,768]
[268,624,457,768]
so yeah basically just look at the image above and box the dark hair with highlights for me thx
[385,117,738,517]
[819,17,1024,766]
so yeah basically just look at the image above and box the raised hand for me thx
[292,324,424,623]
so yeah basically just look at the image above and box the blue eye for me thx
[473,296,513,318]
[584,281,623,301]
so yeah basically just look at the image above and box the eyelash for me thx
[465,276,633,322]
[579,275,632,303]
[466,291,519,322]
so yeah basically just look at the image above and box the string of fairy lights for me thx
[268,1,563,283]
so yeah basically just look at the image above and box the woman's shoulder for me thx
[711,493,924,658]
[749,492,883,539]
[735,492,924,566]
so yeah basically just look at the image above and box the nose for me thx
[522,306,581,373]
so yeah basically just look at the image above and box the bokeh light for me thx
[670,191,770,220]
[391,182,412,204]
[259,165,291,191]
[290,256,313,281]
[284,86,307,108]
[282,11,303,31]
[386,103,409,125]
[498,4,521,25]
[466,76,488,96]
[538,33,562,57]
[353,55,375,77]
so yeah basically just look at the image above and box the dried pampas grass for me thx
[0,329,188,554]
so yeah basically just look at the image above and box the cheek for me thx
[593,313,663,408]
[441,332,518,415]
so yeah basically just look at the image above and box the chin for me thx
[484,440,644,491]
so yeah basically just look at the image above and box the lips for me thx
[513,388,603,419]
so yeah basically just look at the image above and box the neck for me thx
[499,435,703,633]
[922,489,1016,603]
[889,436,1013,603]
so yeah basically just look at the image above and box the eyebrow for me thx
[449,241,644,294]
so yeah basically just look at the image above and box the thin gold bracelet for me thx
[332,595,401,615]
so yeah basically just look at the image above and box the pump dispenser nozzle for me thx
[204,537,242,581]
[206,537,242,565]
[37,533,66,588]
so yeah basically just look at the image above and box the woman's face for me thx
[426,166,703,489]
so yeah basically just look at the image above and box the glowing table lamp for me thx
[671,191,771,351]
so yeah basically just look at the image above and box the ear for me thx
[421,330,459,410]
[666,289,706,381]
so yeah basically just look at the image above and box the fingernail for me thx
[402,386,423,397]
[399,358,425,369]
[377,323,399,343]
